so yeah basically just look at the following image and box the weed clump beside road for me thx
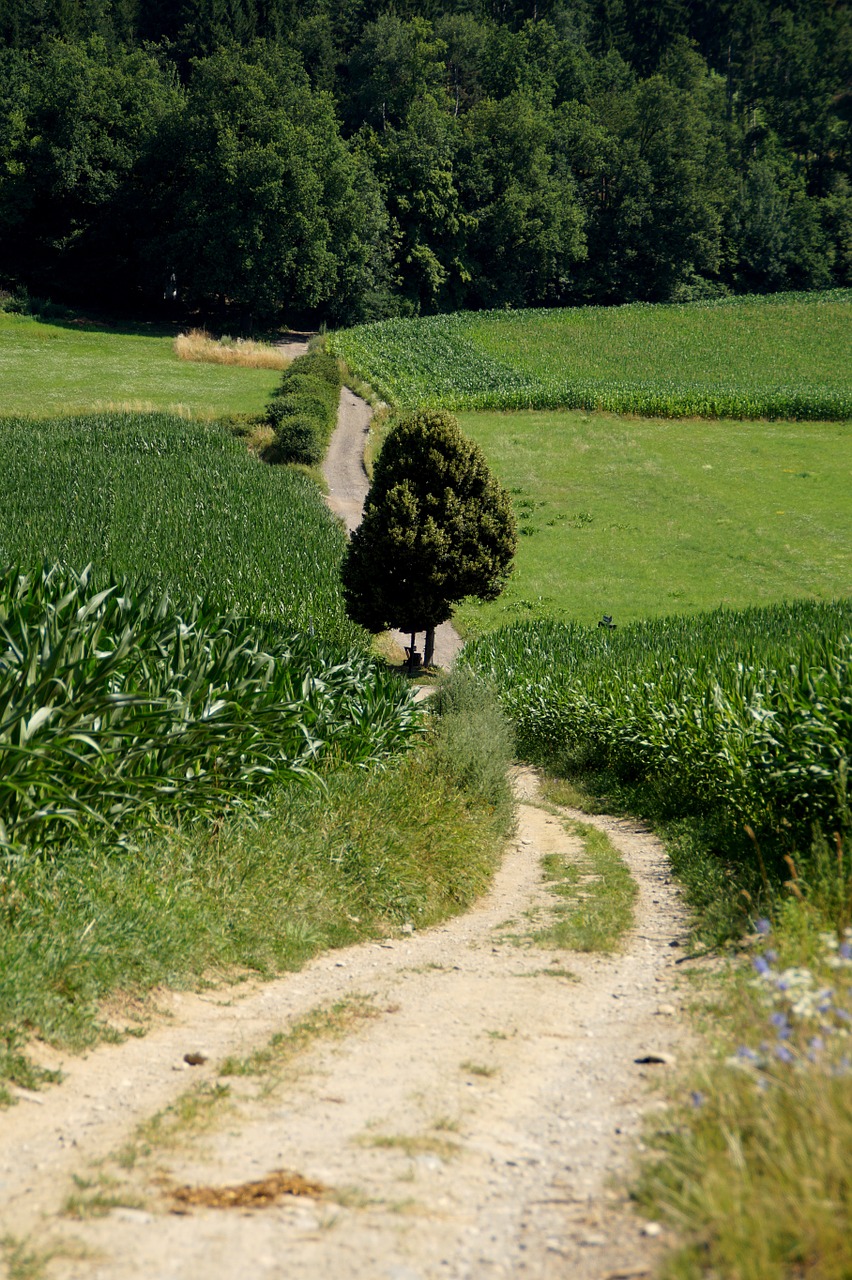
[637,912,852,1279]
[264,350,343,465]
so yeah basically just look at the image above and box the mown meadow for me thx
[451,410,851,635]
[332,290,852,420]
[0,311,280,418]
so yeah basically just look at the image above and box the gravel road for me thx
[0,772,688,1280]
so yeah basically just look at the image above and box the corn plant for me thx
[462,600,852,845]
[0,565,420,857]
[0,412,361,648]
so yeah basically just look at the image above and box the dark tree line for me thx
[0,0,849,323]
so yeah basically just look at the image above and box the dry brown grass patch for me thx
[175,329,290,370]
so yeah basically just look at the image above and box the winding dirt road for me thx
[0,773,687,1279]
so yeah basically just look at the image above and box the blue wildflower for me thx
[765,949,779,964]
[840,942,852,960]
[775,1043,795,1064]
[753,956,771,975]
[737,1045,760,1061]
[756,918,771,935]
[690,1091,705,1108]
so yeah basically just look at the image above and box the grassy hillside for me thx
[0,312,280,418]
[332,291,852,420]
[451,410,851,635]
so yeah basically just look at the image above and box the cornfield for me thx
[462,600,852,842]
[0,565,419,857]
[0,412,360,647]
[331,290,852,421]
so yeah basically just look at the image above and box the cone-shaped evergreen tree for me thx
[341,410,516,664]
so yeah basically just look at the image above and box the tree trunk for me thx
[408,631,417,673]
[424,626,436,668]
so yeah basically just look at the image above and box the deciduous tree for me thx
[341,410,516,667]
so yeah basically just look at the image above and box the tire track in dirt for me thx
[3,771,690,1280]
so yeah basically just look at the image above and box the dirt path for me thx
[0,772,689,1279]
[323,385,464,671]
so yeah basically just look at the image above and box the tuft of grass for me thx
[62,1173,147,1220]
[533,817,637,953]
[175,329,290,370]
[129,1081,233,1160]
[360,1133,461,1160]
[636,904,852,1280]
[0,1236,82,1280]
[219,996,379,1081]
[460,1061,498,1078]
[428,669,515,816]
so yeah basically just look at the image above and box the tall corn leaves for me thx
[463,601,852,842]
[0,566,419,856]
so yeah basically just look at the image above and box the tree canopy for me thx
[0,0,848,319]
[341,410,516,661]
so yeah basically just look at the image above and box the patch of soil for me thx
[170,1169,327,1211]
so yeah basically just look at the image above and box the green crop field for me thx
[332,290,852,420]
[450,410,851,636]
[462,599,852,846]
[0,412,359,641]
[0,312,280,418]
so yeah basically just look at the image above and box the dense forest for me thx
[0,0,849,323]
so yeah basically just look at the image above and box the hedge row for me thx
[265,351,342,465]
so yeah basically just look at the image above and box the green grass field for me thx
[452,410,851,635]
[332,291,852,420]
[0,312,281,418]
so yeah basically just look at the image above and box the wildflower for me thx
[775,1043,794,1064]
[753,956,771,976]
[840,942,852,961]
[690,1091,705,1108]
[764,949,779,964]
[736,1045,760,1061]
[756,918,771,936]
[808,1036,824,1054]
